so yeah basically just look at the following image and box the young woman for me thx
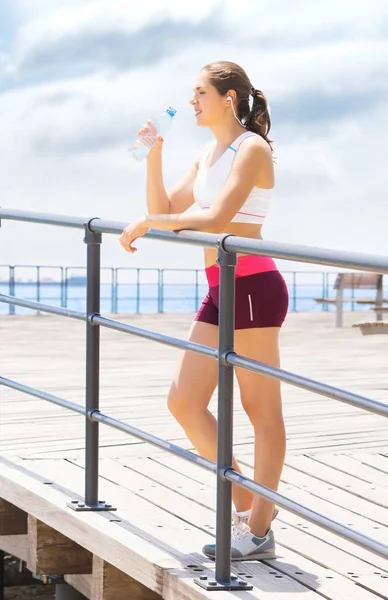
[120,61,289,560]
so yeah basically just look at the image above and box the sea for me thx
[0,267,385,315]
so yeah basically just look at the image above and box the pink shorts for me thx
[195,255,289,329]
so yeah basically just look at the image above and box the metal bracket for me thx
[87,407,100,420]
[88,312,99,325]
[216,234,237,267]
[67,499,117,512]
[194,574,253,591]
[219,465,234,482]
[220,349,235,367]
[83,218,102,244]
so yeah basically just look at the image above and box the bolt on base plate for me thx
[67,500,117,512]
[194,575,253,591]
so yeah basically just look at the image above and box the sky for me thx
[1,0,388,277]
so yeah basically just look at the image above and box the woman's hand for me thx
[119,218,149,253]
[139,120,164,158]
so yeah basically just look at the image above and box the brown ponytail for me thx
[202,61,275,155]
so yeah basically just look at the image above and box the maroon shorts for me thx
[195,255,289,329]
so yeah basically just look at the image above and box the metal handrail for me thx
[1,265,385,317]
[2,208,388,272]
[1,207,387,591]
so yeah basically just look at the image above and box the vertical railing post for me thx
[36,266,41,303]
[158,269,164,313]
[136,268,140,313]
[84,220,101,507]
[110,267,115,314]
[113,268,118,313]
[215,235,236,585]
[68,219,115,513]
[64,267,69,309]
[336,275,344,328]
[322,272,326,312]
[9,266,15,315]
[36,265,41,316]
[292,271,297,312]
[60,267,65,308]
[324,272,330,311]
[195,269,199,312]
[196,236,250,591]
[376,274,383,322]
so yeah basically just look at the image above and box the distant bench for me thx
[314,272,387,328]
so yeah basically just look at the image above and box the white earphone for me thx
[227,94,246,128]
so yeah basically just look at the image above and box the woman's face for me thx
[190,70,228,127]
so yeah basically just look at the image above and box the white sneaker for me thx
[232,505,279,529]
[203,522,276,561]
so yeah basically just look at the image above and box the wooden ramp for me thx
[0,452,387,599]
[1,312,388,598]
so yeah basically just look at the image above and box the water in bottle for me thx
[128,106,177,161]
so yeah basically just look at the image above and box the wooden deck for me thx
[0,311,387,599]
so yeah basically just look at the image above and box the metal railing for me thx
[1,207,388,592]
[2,263,387,317]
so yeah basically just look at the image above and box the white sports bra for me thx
[192,131,272,224]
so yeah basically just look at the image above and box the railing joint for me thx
[87,408,100,421]
[88,312,101,325]
[220,350,236,366]
[216,234,237,266]
[219,465,233,482]
[83,218,102,244]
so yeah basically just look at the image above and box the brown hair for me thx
[202,60,274,154]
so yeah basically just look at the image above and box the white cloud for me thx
[1,0,388,274]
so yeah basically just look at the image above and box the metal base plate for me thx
[67,500,117,512]
[194,576,253,591]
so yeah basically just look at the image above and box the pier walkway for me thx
[1,311,387,599]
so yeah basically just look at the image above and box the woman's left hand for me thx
[119,219,149,253]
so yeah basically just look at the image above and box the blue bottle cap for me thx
[166,107,177,117]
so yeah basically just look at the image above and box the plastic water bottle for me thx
[128,106,177,161]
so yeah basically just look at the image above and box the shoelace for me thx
[231,521,251,542]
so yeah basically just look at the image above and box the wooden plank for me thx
[4,458,322,599]
[0,534,158,599]
[284,455,388,508]
[261,553,384,600]
[351,574,388,597]
[95,457,388,584]
[2,312,388,596]
[12,457,220,552]
[64,574,92,599]
[0,534,29,563]
[91,556,161,600]
[0,498,27,534]
[28,516,93,575]
[125,455,388,535]
[307,454,388,488]
[334,273,383,289]
[148,454,388,577]
[127,453,388,557]
[348,454,388,473]
[0,459,179,595]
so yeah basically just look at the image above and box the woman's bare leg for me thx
[234,326,286,538]
[167,320,253,511]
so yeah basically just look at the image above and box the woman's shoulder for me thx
[237,132,273,162]
[240,131,269,148]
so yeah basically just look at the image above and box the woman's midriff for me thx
[203,222,263,268]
